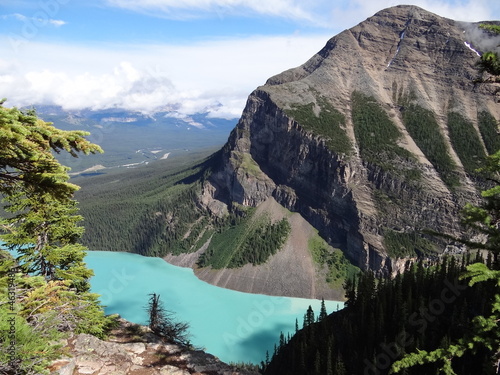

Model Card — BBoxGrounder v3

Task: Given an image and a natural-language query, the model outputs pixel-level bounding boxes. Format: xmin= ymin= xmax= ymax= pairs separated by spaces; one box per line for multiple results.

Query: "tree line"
xmin=264 ymin=253 xmax=498 ymax=375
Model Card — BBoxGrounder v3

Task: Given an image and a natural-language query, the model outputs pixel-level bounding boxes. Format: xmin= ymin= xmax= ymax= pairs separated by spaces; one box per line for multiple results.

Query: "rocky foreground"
xmin=49 ymin=319 xmax=260 ymax=375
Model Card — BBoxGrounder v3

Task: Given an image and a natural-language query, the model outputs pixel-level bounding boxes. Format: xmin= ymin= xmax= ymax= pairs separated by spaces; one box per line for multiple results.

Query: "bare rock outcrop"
xmin=50 ymin=319 xmax=259 ymax=375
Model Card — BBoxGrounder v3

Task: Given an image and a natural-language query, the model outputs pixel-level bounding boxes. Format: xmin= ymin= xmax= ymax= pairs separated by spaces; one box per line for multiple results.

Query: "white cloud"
xmin=0 ymin=34 xmax=329 ymax=118
xmin=48 ymin=19 xmax=66 ymax=27
xmin=105 ymin=0 xmax=320 ymax=23
xmin=12 ymin=13 xmax=28 ymax=21
xmin=1 ymin=12 xmax=67 ymax=27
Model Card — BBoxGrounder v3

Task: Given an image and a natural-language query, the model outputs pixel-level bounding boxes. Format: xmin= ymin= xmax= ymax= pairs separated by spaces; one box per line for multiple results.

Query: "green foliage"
xmin=391 ymin=276 xmax=500 ymax=374
xmin=230 ymin=151 xmax=265 ymax=177
xmin=478 ymin=51 xmax=500 ymax=77
xmin=2 ymin=194 xmax=93 ymax=291
xmin=146 ymin=293 xmax=192 ymax=348
xmin=0 ymin=103 xmax=102 ymax=290
xmin=228 ymin=217 xmax=290 ymax=267
xmin=400 ymin=102 xmax=460 ymax=188
xmin=477 ymin=111 xmax=500 ymax=156
xmin=391 ymin=150 xmax=500 ymax=374
xmin=198 ymin=209 xmax=291 ymax=269
xmin=479 ymin=24 xmax=500 ymax=34
xmin=447 ymin=112 xmax=487 ymax=175
xmin=0 ymin=305 xmax=64 ymax=375
xmin=460 ymin=150 xmax=500 ymax=252
xmin=76 ymin=155 xmax=216 ymax=256
xmin=351 ymin=91 xmax=421 ymax=180
xmin=0 ymin=270 xmax=115 ymax=374
xmin=265 ymin=256 xmax=498 ymax=375
xmin=308 ymin=234 xmax=360 ymax=288
xmin=477 ymin=24 xmax=500 ymax=77
xmin=0 ymin=103 xmax=114 ymax=374
xmin=0 ymin=104 xmax=102 ymax=199
xmin=383 ymin=230 xmax=439 ymax=258
xmin=463 ymin=262 xmax=500 ymax=287
xmin=285 ymin=96 xmax=352 ymax=155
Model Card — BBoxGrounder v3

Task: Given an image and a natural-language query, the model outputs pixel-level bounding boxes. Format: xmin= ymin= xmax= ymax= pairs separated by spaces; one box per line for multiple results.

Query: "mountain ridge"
xmin=78 ymin=5 xmax=500 ymax=298
xmin=197 ymin=5 xmax=499 ymax=273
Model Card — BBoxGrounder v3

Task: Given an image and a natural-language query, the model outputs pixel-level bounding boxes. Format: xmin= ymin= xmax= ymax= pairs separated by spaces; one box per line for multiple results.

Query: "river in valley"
xmin=85 ymin=251 xmax=344 ymax=364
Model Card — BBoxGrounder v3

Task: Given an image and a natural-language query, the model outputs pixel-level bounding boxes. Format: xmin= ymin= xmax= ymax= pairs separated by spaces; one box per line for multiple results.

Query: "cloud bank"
xmin=1 ymin=0 xmax=498 ymax=118
xmin=0 ymin=34 xmax=329 ymax=118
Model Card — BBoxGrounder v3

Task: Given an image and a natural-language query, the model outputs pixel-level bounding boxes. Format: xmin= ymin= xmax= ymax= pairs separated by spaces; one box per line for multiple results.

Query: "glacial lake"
xmin=85 ymin=251 xmax=344 ymax=364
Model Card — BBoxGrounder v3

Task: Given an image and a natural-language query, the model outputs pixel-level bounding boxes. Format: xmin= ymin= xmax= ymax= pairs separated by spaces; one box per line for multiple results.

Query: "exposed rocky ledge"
xmin=50 ymin=319 xmax=259 ymax=375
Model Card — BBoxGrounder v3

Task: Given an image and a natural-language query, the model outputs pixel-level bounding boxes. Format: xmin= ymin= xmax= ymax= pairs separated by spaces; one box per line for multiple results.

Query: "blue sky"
xmin=0 ymin=0 xmax=499 ymax=118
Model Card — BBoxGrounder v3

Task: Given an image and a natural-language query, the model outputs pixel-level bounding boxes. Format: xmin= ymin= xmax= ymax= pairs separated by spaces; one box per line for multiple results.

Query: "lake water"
xmin=85 ymin=251 xmax=344 ymax=364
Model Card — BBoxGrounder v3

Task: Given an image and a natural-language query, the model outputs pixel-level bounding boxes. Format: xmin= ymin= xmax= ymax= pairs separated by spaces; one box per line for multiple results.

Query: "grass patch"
xmin=285 ymin=96 xmax=352 ymax=155
xmin=309 ymin=233 xmax=360 ymax=288
xmin=230 ymin=152 xmax=264 ymax=177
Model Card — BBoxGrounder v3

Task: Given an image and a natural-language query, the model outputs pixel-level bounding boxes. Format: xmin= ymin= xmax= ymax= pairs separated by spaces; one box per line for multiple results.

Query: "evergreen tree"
xmin=319 ymin=298 xmax=328 ymax=322
xmin=0 ymin=103 xmax=109 ymax=374
xmin=304 ymin=305 xmax=315 ymax=326
xmin=0 ymin=103 xmax=102 ymax=289
xmin=146 ymin=293 xmax=192 ymax=347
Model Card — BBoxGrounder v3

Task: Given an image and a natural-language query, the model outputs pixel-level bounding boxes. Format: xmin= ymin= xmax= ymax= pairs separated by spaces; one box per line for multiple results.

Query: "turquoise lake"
xmin=85 ymin=251 xmax=344 ymax=364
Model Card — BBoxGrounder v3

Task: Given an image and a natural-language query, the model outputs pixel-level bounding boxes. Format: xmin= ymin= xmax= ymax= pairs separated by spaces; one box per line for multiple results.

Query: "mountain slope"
xmin=199 ymin=5 xmax=500 ymax=273
xmin=79 ymin=5 xmax=500 ymax=298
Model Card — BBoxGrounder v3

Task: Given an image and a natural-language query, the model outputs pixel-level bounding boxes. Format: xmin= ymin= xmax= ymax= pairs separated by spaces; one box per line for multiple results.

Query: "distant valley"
xmin=34 ymin=105 xmax=236 ymax=175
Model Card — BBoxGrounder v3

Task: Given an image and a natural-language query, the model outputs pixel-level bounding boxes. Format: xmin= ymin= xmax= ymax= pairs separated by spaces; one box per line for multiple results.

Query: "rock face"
xmin=50 ymin=319 xmax=259 ymax=375
xmin=198 ymin=5 xmax=500 ymax=273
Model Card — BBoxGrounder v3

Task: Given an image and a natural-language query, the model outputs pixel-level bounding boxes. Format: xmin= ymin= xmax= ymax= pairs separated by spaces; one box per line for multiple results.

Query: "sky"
xmin=0 ymin=0 xmax=499 ymax=119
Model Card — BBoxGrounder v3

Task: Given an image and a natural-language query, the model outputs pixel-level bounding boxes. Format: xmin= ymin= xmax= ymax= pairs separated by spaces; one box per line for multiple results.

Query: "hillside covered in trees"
xmin=263 ymin=254 xmax=499 ymax=374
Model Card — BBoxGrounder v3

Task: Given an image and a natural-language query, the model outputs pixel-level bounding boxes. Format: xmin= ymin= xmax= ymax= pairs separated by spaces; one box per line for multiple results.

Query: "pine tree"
xmin=0 ymin=103 xmax=102 ymax=289
xmin=319 ymin=298 xmax=328 ymax=322
xmin=305 ymin=305 xmax=315 ymax=326
xmin=0 ymin=103 xmax=107 ymax=374
xmin=146 ymin=293 xmax=192 ymax=347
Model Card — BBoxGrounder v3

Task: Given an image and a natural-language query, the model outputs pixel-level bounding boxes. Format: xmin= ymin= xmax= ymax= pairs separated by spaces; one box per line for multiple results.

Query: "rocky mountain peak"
xmin=200 ymin=5 xmax=500 ymax=276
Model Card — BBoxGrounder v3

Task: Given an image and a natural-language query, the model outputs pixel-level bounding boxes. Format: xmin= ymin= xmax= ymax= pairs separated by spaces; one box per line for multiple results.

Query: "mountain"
xmin=77 ymin=5 xmax=500 ymax=299
xmin=196 ymin=5 xmax=499 ymax=269
xmin=33 ymin=105 xmax=236 ymax=174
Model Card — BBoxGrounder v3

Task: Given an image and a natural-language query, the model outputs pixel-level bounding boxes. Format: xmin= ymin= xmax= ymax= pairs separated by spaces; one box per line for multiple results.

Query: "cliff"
xmin=195 ymin=5 xmax=499 ymax=274
xmin=50 ymin=319 xmax=259 ymax=375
